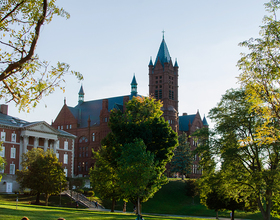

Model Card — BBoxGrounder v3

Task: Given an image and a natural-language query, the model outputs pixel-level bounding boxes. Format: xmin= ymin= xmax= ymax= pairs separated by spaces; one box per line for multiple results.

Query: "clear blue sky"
xmin=7 ymin=0 xmax=268 ymax=128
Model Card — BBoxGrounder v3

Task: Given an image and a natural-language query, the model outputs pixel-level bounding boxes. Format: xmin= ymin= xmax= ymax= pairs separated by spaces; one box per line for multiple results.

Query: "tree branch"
xmin=0 ymin=0 xmax=25 ymax=23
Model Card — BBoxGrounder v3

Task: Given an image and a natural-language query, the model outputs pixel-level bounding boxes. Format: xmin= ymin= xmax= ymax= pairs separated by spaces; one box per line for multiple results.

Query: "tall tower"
xmin=131 ymin=74 xmax=138 ymax=97
xmin=149 ymin=35 xmax=179 ymax=132
xmin=78 ymin=85 xmax=84 ymax=104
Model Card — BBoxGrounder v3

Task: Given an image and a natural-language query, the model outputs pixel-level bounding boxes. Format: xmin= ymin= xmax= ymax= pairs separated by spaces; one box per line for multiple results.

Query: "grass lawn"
xmin=0 ymin=201 xmax=209 ymax=220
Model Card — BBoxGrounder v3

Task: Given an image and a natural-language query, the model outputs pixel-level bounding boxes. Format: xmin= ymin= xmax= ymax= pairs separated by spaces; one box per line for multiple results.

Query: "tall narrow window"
xmin=0 ymin=146 xmax=5 ymax=157
xmin=1 ymin=131 xmax=5 ymax=141
xmin=10 ymin=164 xmax=15 ymax=174
xmin=64 ymin=141 xmax=68 ymax=150
xmin=159 ymin=90 xmax=162 ymax=99
xmin=11 ymin=133 xmax=16 ymax=142
xmin=64 ymin=154 xmax=68 ymax=164
xmin=11 ymin=147 xmax=16 ymax=159
xmin=155 ymin=90 xmax=158 ymax=99
xmin=64 ymin=168 xmax=68 ymax=177
xmin=92 ymin=133 xmax=95 ymax=142
xmin=0 ymin=163 xmax=4 ymax=173
xmin=56 ymin=153 xmax=59 ymax=159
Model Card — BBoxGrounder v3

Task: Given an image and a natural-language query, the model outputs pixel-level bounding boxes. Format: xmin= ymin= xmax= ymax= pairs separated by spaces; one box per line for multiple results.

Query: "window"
xmin=10 ymin=164 xmax=15 ymax=174
xmin=159 ymin=90 xmax=162 ymax=99
xmin=66 ymin=125 xmax=68 ymax=129
xmin=1 ymin=131 xmax=5 ymax=141
xmin=58 ymin=126 xmax=60 ymax=130
xmin=64 ymin=168 xmax=68 ymax=177
xmin=155 ymin=90 xmax=158 ymax=99
xmin=64 ymin=141 xmax=68 ymax=150
xmin=63 ymin=154 xmax=68 ymax=164
xmin=86 ymin=152 xmax=88 ymax=157
xmin=169 ymin=90 xmax=172 ymax=99
xmin=57 ymin=140 xmax=60 ymax=148
xmin=70 ymin=125 xmax=72 ymax=129
xmin=56 ymin=153 xmax=59 ymax=159
xmin=61 ymin=125 xmax=63 ymax=130
xmin=92 ymin=133 xmax=95 ymax=142
xmin=11 ymin=133 xmax=16 ymax=142
xmin=11 ymin=147 xmax=16 ymax=159
xmin=0 ymin=146 xmax=5 ymax=157
xmin=0 ymin=163 xmax=4 ymax=173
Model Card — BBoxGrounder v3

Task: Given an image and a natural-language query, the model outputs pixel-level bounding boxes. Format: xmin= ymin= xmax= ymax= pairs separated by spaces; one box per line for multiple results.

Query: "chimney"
xmin=182 ymin=112 xmax=187 ymax=116
xmin=0 ymin=105 xmax=8 ymax=115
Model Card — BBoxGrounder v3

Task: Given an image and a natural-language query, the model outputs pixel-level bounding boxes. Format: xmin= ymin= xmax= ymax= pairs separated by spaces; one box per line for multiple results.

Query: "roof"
xmin=79 ymin=85 xmax=84 ymax=95
xmin=154 ymin=38 xmax=171 ymax=66
xmin=131 ymin=74 xmax=137 ymax=85
xmin=202 ymin=116 xmax=209 ymax=126
xmin=69 ymin=94 xmax=142 ymax=128
xmin=178 ymin=114 xmax=196 ymax=132
xmin=0 ymin=112 xmax=75 ymax=138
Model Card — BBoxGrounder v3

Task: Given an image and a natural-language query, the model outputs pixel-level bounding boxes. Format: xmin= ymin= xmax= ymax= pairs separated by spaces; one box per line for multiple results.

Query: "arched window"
xmin=92 ymin=133 xmax=95 ymax=142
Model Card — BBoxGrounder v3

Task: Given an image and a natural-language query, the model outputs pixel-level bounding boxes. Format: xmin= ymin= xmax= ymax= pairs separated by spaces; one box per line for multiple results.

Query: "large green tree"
xmin=89 ymin=134 xmax=122 ymax=212
xmin=117 ymin=138 xmax=157 ymax=216
xmin=197 ymin=88 xmax=278 ymax=220
xmin=0 ymin=0 xmax=82 ymax=111
xmin=170 ymin=132 xmax=193 ymax=179
xmin=16 ymin=148 xmax=67 ymax=205
xmin=91 ymin=96 xmax=178 ymax=212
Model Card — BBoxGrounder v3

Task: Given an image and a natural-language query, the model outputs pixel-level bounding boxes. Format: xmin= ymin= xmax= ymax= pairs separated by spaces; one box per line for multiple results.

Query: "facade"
xmin=52 ymin=36 xmax=208 ymax=178
xmin=0 ymin=105 xmax=76 ymax=193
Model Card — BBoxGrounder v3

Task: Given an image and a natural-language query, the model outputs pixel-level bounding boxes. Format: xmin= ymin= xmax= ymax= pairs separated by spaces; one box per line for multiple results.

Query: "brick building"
xmin=52 ymin=36 xmax=208 ymax=178
xmin=0 ymin=105 xmax=76 ymax=193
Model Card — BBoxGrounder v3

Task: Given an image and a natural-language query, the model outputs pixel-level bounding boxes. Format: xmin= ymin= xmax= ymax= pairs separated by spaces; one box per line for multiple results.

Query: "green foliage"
xmin=0 ymin=0 xmax=83 ymax=112
xmin=198 ymin=88 xmax=276 ymax=220
xmin=170 ymin=133 xmax=193 ymax=178
xmin=67 ymin=177 xmax=85 ymax=190
xmin=0 ymin=145 xmax=5 ymax=181
xmin=16 ymin=148 xmax=67 ymax=206
xmin=185 ymin=179 xmax=199 ymax=198
xmin=90 ymin=96 xmax=178 ymax=212
xmin=117 ymin=139 xmax=157 ymax=202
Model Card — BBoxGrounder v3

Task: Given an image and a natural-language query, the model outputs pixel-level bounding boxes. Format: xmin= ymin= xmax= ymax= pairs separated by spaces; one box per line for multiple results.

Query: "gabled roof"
xmin=154 ymin=38 xmax=171 ymax=66
xmin=69 ymin=94 xmax=142 ymax=128
xmin=178 ymin=114 xmax=196 ymax=132
xmin=202 ymin=116 xmax=209 ymax=126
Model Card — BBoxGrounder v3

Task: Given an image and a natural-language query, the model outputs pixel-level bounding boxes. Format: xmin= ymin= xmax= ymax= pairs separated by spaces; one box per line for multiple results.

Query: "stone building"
xmin=52 ymin=36 xmax=208 ymax=178
xmin=0 ymin=105 xmax=75 ymax=193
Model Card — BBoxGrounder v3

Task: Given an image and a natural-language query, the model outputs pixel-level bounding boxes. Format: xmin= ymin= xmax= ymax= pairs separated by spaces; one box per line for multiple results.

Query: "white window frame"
xmin=63 ymin=154 xmax=68 ymax=164
xmin=1 ymin=131 xmax=6 ymax=142
xmin=11 ymin=133 xmax=16 ymax=142
xmin=10 ymin=147 xmax=16 ymax=159
xmin=64 ymin=168 xmax=68 ymax=177
xmin=0 ymin=163 xmax=4 ymax=173
xmin=64 ymin=141 xmax=68 ymax=150
xmin=10 ymin=164 xmax=15 ymax=174
xmin=0 ymin=146 xmax=5 ymax=157
xmin=56 ymin=153 xmax=59 ymax=159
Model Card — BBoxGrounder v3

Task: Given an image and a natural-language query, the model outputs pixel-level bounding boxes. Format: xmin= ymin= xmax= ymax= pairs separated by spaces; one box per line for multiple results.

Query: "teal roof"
xmin=69 ymin=94 xmax=142 ymax=128
xmin=79 ymin=85 xmax=84 ymax=95
xmin=154 ymin=38 xmax=171 ymax=66
xmin=202 ymin=116 xmax=209 ymax=126
xmin=131 ymin=74 xmax=137 ymax=85
xmin=178 ymin=114 xmax=196 ymax=132
xmin=174 ymin=58 xmax=178 ymax=67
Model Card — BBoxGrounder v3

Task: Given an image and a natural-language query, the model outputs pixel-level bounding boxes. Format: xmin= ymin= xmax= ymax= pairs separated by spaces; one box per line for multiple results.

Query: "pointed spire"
xmin=154 ymin=35 xmax=171 ymax=67
xmin=131 ymin=74 xmax=138 ymax=96
xmin=174 ymin=58 xmax=178 ymax=67
xmin=149 ymin=56 xmax=153 ymax=66
xmin=78 ymin=85 xmax=84 ymax=104
xmin=203 ymin=115 xmax=209 ymax=126
xmin=64 ymin=97 xmax=66 ymax=105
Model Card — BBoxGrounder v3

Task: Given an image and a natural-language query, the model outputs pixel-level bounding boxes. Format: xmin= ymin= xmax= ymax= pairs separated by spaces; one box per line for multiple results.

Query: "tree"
xmin=198 ymin=88 xmax=277 ymax=220
xmin=0 ymin=0 xmax=83 ymax=111
xmin=91 ymin=96 xmax=178 ymax=213
xmin=16 ymin=148 xmax=67 ymax=205
xmin=89 ymin=139 xmax=122 ymax=212
xmin=185 ymin=179 xmax=199 ymax=204
xmin=117 ymin=139 xmax=157 ymax=217
xmin=170 ymin=132 xmax=193 ymax=179
xmin=0 ymin=145 xmax=5 ymax=181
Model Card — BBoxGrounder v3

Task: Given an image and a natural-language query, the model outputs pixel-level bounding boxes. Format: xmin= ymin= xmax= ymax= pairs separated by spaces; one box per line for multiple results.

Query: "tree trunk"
xmin=123 ymin=201 xmax=126 ymax=212
xmin=45 ymin=193 xmax=49 ymax=206
xmin=137 ymin=197 xmax=141 ymax=215
xmin=257 ymin=196 xmax=271 ymax=220
xmin=216 ymin=210 xmax=219 ymax=219
xmin=111 ymin=197 xmax=115 ymax=212
xmin=35 ymin=192 xmax=40 ymax=204
xmin=231 ymin=210 xmax=234 ymax=220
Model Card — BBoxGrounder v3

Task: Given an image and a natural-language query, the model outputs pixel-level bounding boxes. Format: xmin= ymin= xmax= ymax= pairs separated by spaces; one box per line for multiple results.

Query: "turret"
xmin=131 ymin=74 xmax=138 ymax=97
xmin=78 ymin=85 xmax=84 ymax=104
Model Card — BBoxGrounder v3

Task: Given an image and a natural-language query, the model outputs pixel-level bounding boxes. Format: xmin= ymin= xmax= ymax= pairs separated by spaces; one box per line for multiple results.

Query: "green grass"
xmin=0 ymin=179 xmax=274 ymax=219
xmin=0 ymin=201 xmax=208 ymax=220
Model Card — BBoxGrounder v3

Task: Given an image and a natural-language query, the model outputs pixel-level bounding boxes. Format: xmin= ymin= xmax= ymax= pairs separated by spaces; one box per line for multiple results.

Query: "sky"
xmin=6 ymin=0 xmax=269 ymax=128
